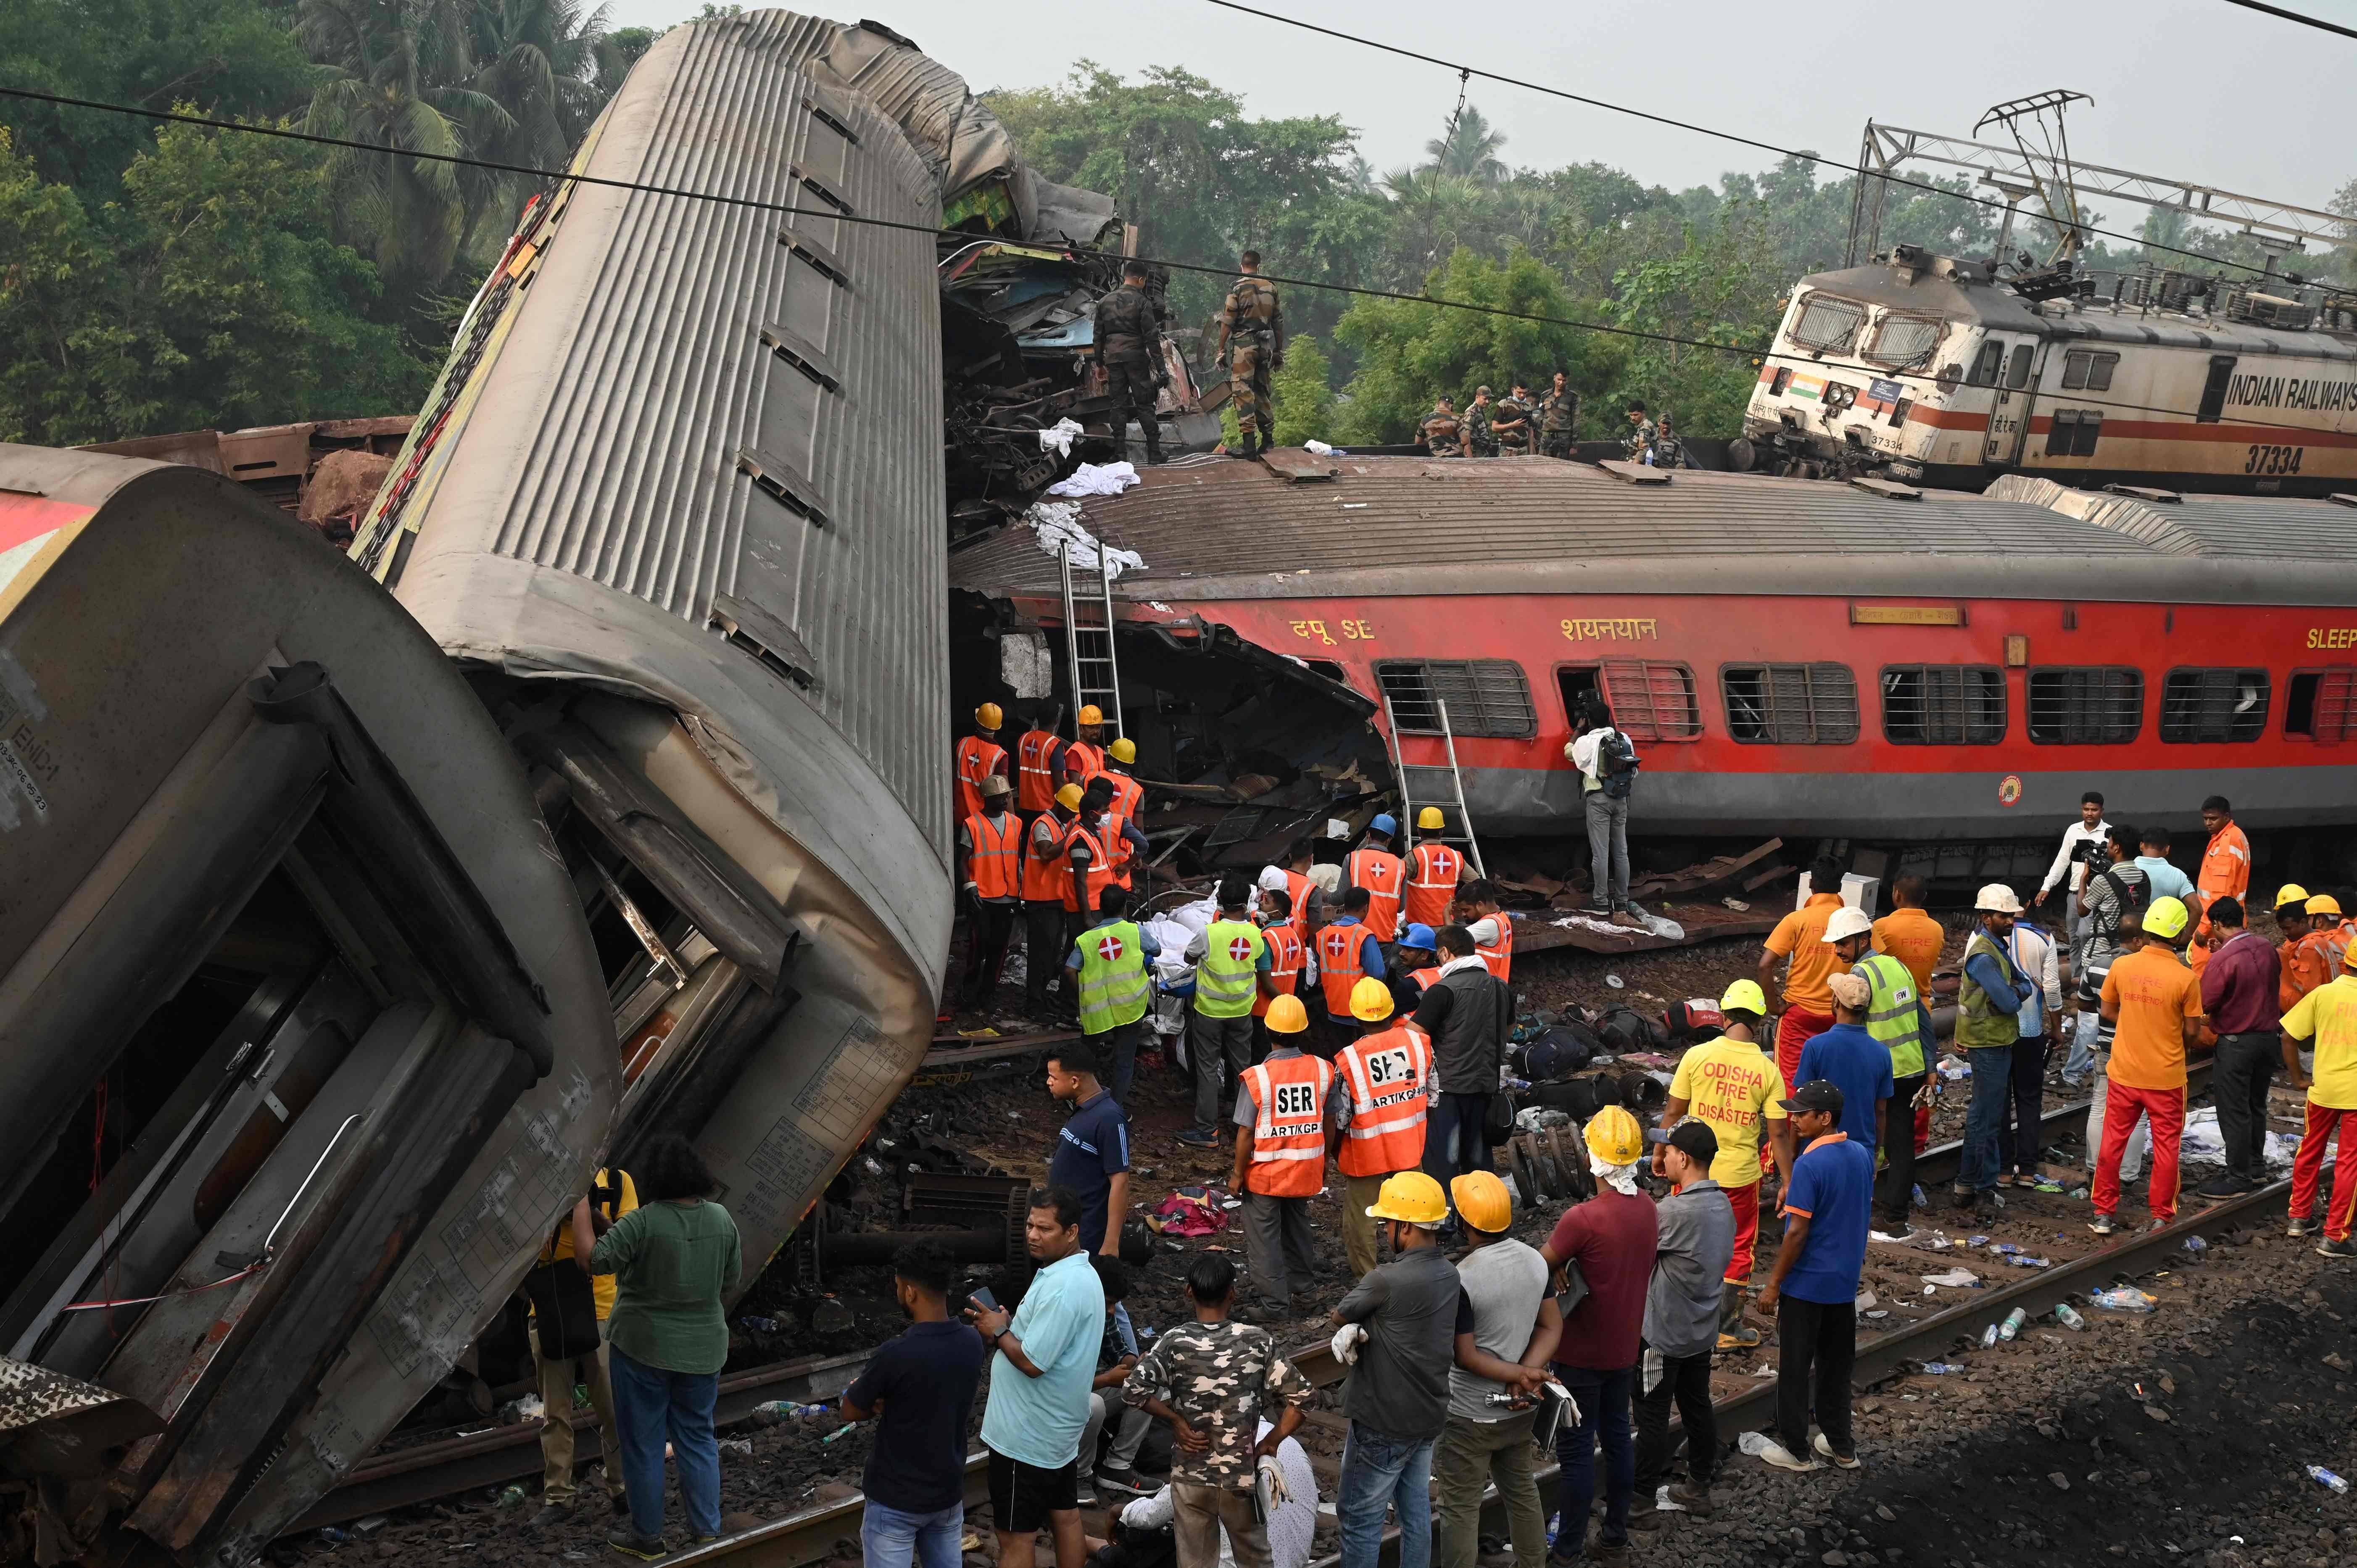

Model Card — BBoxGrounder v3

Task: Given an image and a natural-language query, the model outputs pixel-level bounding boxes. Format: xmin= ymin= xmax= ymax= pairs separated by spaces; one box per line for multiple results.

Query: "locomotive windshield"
xmin=1864 ymin=314 xmax=1944 ymax=367
xmin=1790 ymin=293 xmax=1865 ymax=351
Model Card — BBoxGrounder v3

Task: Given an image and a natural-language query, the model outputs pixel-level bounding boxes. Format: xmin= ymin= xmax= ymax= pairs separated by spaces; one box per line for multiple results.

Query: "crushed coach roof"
xmin=1988 ymin=475 xmax=2357 ymax=560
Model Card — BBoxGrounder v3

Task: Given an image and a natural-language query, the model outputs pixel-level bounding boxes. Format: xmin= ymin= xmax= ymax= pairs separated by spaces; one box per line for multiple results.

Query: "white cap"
xmin=1259 ymin=865 xmax=1290 ymax=893
xmin=1975 ymin=882 xmax=2024 ymax=914
xmin=1821 ymin=906 xmax=1875 ymax=943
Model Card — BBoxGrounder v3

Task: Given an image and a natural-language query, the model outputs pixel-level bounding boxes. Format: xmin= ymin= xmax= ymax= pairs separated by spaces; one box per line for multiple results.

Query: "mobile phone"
xmin=969 ymin=1287 xmax=999 ymax=1314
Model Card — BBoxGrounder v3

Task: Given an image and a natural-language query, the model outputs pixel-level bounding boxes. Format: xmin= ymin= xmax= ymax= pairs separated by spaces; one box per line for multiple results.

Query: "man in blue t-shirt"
xmin=1794 ymin=972 xmax=1893 ymax=1153
xmin=841 ymin=1240 xmax=988 ymax=1568
xmin=1751 ymin=1081 xmax=1874 ymax=1474
xmin=1047 ymin=1045 xmax=1129 ymax=1257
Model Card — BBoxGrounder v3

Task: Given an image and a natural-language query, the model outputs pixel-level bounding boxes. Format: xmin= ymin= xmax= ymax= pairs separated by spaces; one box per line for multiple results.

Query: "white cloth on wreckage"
xmin=1027 ymin=499 xmax=1147 ymax=580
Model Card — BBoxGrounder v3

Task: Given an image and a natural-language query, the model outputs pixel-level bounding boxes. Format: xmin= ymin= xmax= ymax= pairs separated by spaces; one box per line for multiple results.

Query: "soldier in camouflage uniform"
xmin=1491 ymin=382 xmax=1534 ymax=456
xmin=1653 ymin=411 xmax=1688 ymax=470
xmin=1217 ymin=250 xmax=1286 ymax=459
xmin=1091 ymin=260 xmax=1165 ymax=466
xmin=1123 ymin=1253 xmax=1311 ymax=1568
xmin=1538 ymin=371 xmax=1579 ymax=459
xmin=1464 ymin=386 xmax=1499 ymax=458
xmin=1419 ymin=396 xmax=1465 ymax=457
xmin=1621 ymin=399 xmax=1658 ymax=464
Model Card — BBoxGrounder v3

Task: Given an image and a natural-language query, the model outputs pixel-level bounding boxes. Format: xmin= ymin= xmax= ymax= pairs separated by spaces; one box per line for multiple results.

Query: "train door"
xmin=1982 ymin=335 xmax=2044 ymax=465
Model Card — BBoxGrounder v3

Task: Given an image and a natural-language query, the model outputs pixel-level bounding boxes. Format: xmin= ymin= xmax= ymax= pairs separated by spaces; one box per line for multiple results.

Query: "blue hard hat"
xmin=1371 ymin=814 xmax=1398 ymax=836
xmin=1403 ymin=923 xmax=1437 ymax=950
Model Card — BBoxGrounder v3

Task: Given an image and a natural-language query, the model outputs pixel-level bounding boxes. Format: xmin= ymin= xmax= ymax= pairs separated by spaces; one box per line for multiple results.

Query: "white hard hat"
xmin=1821 ymin=906 xmax=1875 ymax=943
xmin=1975 ymin=882 xmax=2024 ymax=914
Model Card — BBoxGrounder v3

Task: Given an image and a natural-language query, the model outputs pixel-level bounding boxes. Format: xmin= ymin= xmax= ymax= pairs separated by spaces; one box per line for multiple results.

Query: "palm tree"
xmin=1424 ymin=104 xmax=1507 ymax=185
xmin=460 ymin=0 xmax=611 ymax=252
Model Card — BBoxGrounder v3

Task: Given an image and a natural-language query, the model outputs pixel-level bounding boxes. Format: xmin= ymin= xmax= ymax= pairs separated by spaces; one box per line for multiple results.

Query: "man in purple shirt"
xmin=2197 ymin=896 xmax=2281 ymax=1197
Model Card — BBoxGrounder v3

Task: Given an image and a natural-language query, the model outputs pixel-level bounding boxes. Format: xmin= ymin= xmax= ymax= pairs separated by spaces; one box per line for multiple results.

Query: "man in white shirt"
xmin=2034 ymin=792 xmax=2109 ymax=971
xmin=1564 ymin=699 xmax=1641 ymax=929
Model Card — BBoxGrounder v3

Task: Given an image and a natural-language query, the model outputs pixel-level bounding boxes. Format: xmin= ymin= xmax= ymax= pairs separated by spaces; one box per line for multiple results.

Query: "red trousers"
xmin=1724 ymin=1179 xmax=1760 ymax=1284
xmin=1775 ymin=1007 xmax=1833 ymax=1094
xmin=2291 ymin=1101 xmax=2357 ymax=1242
xmin=2093 ymin=1081 xmax=2183 ymax=1223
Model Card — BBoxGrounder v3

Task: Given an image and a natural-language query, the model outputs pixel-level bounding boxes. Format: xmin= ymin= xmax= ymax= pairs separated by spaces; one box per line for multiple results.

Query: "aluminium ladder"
xmin=1380 ymin=691 xmax=1486 ymax=879
xmin=1059 ymin=540 xmax=1125 ymax=738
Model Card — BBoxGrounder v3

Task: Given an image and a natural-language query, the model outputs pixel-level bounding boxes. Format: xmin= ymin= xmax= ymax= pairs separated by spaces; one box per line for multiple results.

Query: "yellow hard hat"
xmin=975 ymin=701 xmax=1004 ymax=730
xmin=1076 ymin=704 xmax=1105 ymax=727
xmin=1365 ymin=1170 xmax=1448 ymax=1226
xmin=1055 ymin=783 xmax=1084 ymax=812
xmin=2142 ymin=894 xmax=2191 ymax=941
xmin=1109 ymin=736 xmax=1137 ymax=764
xmin=2276 ymin=883 xmax=2311 ymax=909
xmin=1417 ymin=806 xmax=1445 ymax=830
xmin=1349 ymin=975 xmax=1395 ymax=1022
xmin=1450 ymin=1171 xmax=1513 ymax=1233
xmin=1584 ymin=1104 xmax=1645 ymax=1165
xmin=1719 ymin=978 xmax=1768 ymax=1016
xmin=2307 ymin=893 xmax=2343 ymax=917
xmin=1265 ymin=993 xmax=1310 ymax=1033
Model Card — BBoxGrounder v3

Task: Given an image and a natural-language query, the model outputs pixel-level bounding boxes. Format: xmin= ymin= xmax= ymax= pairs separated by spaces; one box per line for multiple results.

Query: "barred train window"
xmin=1790 ymin=295 xmax=1865 ymax=353
xmin=1599 ymin=660 xmax=1702 ymax=742
xmin=1721 ymin=663 xmax=1859 ymax=745
xmin=2027 ymin=667 xmax=2143 ymax=744
xmin=2159 ymin=668 xmax=2269 ymax=743
xmin=1881 ymin=665 xmax=2006 ymax=745
xmin=2286 ymin=669 xmax=2357 ymax=742
xmin=1375 ymin=660 xmax=1537 ymax=739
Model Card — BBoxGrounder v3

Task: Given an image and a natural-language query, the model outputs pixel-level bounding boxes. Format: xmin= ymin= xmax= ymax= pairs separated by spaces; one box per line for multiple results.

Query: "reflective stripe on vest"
xmin=1021 ymin=814 xmax=1072 ymax=902
xmin=1256 ymin=922 xmax=1304 ymax=1017
xmin=1245 ymin=1053 xmax=1334 ymax=1197
xmin=1349 ymin=850 xmax=1405 ymax=941
xmin=1851 ymin=951 xmax=1927 ymax=1080
xmin=1954 ymin=930 xmax=2022 ymax=1049
xmin=1336 ymin=1026 xmax=1431 ymax=1176
xmin=1403 ymin=843 xmax=1461 ymax=928
xmin=1077 ymin=920 xmax=1151 ymax=1034
xmin=1095 ymin=808 xmax=1133 ymax=888
xmin=1411 ymin=966 xmax=1441 ymax=992
xmin=1062 ymin=824 xmax=1114 ymax=912
xmin=965 ymin=811 xmax=1022 ymax=900
xmin=1196 ymin=919 xmax=1266 ymax=1017
xmin=1476 ymin=917 xmax=1513 ymax=981
xmin=1066 ymin=740 xmax=1105 ymax=785
xmin=1284 ymin=869 xmax=1315 ymax=946
xmin=1017 ymin=730 xmax=1059 ymax=812
xmin=955 ymin=735 xmax=1006 ymax=823
xmin=1319 ymin=923 xmax=1368 ymax=1018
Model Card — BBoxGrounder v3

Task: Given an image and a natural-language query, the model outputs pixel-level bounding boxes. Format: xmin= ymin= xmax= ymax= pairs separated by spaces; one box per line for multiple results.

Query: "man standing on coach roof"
xmin=971 ymin=1187 xmax=1104 ymax=1568
xmin=1759 ymin=855 xmax=1853 ymax=1095
xmin=1330 ymin=1172 xmax=1458 ymax=1568
xmin=1217 ymin=250 xmax=1285 ymax=461
xmin=2198 ymin=896 xmax=2281 ymax=1198
xmin=1091 ymin=259 xmax=1165 ymax=468
xmin=1751 ymin=1081 xmax=1874 ymax=1474
xmin=1538 ymin=370 xmax=1579 ymax=459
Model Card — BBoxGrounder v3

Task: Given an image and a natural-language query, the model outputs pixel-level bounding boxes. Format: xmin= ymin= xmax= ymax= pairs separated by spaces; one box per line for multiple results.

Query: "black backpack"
xmin=1593 ymin=1005 xmax=1666 ymax=1057
xmin=1597 ymin=729 xmax=1640 ymax=799
xmin=2097 ymin=865 xmax=2149 ymax=937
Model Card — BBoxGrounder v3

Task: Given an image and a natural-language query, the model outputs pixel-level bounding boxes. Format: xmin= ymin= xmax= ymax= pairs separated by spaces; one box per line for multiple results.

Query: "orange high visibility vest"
xmin=1061 ymin=823 xmax=1115 ymax=913
xmin=1020 ymin=813 xmax=1071 ymax=903
xmin=1106 ymin=770 xmax=1145 ymax=823
xmin=1282 ymin=868 xmax=1316 ymax=945
xmin=1318 ymin=922 xmax=1369 ymax=1018
xmin=955 ymin=735 xmax=1007 ymax=824
xmin=1017 ymin=730 xmax=1060 ymax=812
xmin=1348 ymin=849 xmax=1405 ymax=941
xmin=1476 ymin=915 xmax=1513 ymax=981
xmin=1410 ymin=965 xmax=1441 ymax=993
xmin=1334 ymin=1025 xmax=1432 ymax=1177
xmin=964 ymin=811 xmax=1023 ymax=901
xmin=1403 ymin=842 xmax=1462 ymax=929
xmin=1244 ymin=1052 xmax=1333 ymax=1196
xmin=1065 ymin=740 xmax=1105 ymax=787
xmin=1256 ymin=921 xmax=1304 ymax=1017
xmin=1096 ymin=808 xmax=1133 ymax=889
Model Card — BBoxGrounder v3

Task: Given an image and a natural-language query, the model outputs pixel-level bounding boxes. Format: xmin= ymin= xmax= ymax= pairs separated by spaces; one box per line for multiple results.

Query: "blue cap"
xmin=1403 ymin=923 xmax=1437 ymax=950
xmin=1371 ymin=814 xmax=1398 ymax=836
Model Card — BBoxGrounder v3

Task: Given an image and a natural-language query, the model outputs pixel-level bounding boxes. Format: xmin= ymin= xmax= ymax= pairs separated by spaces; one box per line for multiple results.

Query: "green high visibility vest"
xmin=1852 ymin=951 xmax=1928 ymax=1079
xmin=1193 ymin=918 xmax=1266 ymax=1018
xmin=1077 ymin=920 xmax=1151 ymax=1034
xmin=1954 ymin=930 xmax=2023 ymax=1051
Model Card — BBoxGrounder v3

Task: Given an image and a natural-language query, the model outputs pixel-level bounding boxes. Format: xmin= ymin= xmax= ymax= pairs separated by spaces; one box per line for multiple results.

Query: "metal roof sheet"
xmin=1990 ymin=475 xmax=2357 ymax=559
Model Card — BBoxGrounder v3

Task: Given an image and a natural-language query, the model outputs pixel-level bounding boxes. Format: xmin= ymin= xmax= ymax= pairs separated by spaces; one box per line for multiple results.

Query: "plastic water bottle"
xmin=1980 ymin=1323 xmax=2000 ymax=1348
xmin=1912 ymin=1184 xmax=1928 ymax=1210
xmin=1998 ymin=1307 xmax=2027 ymax=1342
xmin=2053 ymin=1302 xmax=2086 ymax=1331
xmin=2088 ymin=1287 xmax=2157 ymax=1313
xmin=1920 ymin=1362 xmax=1963 ymax=1375
xmin=739 ymin=1315 xmax=781 ymax=1333
xmin=2182 ymin=1235 xmax=2207 ymax=1255
xmin=2309 ymin=1466 xmax=2349 ymax=1494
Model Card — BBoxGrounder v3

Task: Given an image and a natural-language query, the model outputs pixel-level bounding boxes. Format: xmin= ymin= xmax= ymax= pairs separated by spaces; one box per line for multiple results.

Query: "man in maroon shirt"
xmin=1538 ymin=1107 xmax=1658 ymax=1567
xmin=2197 ymin=896 xmax=2280 ymax=1198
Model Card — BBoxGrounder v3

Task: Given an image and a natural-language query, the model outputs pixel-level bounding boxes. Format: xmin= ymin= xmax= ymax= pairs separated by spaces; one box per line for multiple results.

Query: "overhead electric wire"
xmin=1196 ymin=0 xmax=2347 ymax=282
xmin=0 ymin=81 xmax=2339 ymax=439
xmin=2219 ymin=0 xmax=2357 ymax=40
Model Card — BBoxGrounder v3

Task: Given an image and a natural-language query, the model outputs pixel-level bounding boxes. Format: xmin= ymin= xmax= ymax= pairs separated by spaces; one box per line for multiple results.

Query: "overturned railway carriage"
xmin=949 ymin=457 xmax=2357 ymax=875
xmin=1743 ymin=248 xmax=2357 ymax=495
xmin=0 ymin=446 xmax=612 ymax=1562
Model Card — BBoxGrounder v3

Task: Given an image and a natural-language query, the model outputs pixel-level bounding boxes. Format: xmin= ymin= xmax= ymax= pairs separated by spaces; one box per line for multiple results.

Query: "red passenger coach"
xmin=949 ymin=455 xmax=2357 ymax=871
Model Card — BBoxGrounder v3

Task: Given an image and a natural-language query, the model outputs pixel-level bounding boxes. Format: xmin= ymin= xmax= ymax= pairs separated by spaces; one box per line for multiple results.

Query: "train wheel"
xmin=1727 ymin=436 xmax=1756 ymax=473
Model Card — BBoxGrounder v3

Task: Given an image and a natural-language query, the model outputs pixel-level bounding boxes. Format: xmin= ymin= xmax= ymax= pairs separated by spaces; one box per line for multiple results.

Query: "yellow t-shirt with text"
xmin=2283 ymin=974 xmax=2357 ymax=1111
xmin=1669 ymin=1036 xmax=1789 ymax=1189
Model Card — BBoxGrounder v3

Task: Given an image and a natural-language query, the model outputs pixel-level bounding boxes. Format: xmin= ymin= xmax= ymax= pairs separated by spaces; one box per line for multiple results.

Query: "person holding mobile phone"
xmin=840 ymin=1242 xmax=987 ymax=1568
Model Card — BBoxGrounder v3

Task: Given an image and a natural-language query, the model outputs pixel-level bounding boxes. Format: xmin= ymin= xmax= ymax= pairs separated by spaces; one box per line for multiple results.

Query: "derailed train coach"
xmin=0 ymin=446 xmax=612 ymax=1562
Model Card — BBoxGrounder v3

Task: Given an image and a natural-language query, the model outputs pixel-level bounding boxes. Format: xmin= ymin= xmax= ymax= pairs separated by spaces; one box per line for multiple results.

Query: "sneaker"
xmin=1175 ymin=1126 xmax=1220 ymax=1148
xmin=2142 ymin=1216 xmax=2173 ymax=1233
xmin=2196 ymin=1174 xmax=2253 ymax=1199
xmin=1812 ymin=1433 xmax=1861 ymax=1470
xmin=1718 ymin=1323 xmax=1761 ymax=1351
xmin=1875 ymin=1221 xmax=1917 ymax=1242
xmin=1993 ymin=1173 xmax=2015 ymax=1189
xmin=1095 ymin=1465 xmax=1142 ymax=1493
xmin=1667 ymin=1481 xmax=1715 ymax=1517
xmin=2289 ymin=1214 xmax=2316 ymax=1238
xmin=605 ymin=1527 xmax=667 ymax=1561
xmin=2087 ymin=1213 xmax=2117 ymax=1236
xmin=1075 ymin=1478 xmax=1099 ymax=1506
xmin=530 ymin=1504 xmax=574 ymax=1529
xmin=2318 ymin=1236 xmax=2357 ymax=1259
xmin=1754 ymin=1436 xmax=1820 ymax=1473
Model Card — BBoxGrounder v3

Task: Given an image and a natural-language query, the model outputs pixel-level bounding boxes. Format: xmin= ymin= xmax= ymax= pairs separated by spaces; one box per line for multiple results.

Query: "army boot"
xmin=1717 ymin=1282 xmax=1760 ymax=1350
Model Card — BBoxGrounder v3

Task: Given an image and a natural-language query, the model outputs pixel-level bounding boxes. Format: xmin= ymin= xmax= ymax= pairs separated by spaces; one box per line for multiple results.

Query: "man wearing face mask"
xmin=839 ymin=1241 xmax=989 ymax=1568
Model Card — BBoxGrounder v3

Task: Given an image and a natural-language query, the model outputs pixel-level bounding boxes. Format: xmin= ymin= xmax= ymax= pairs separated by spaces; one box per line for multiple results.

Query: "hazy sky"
xmin=604 ymin=0 xmax=2357 ymax=224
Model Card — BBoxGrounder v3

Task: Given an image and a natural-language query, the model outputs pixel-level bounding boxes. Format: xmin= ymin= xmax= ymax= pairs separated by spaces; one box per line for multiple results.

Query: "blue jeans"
xmin=1420 ymin=1092 xmax=1495 ymax=1191
xmin=862 ymin=1500 xmax=965 ymax=1568
xmin=608 ymin=1346 xmax=721 ymax=1539
xmin=1959 ymin=1044 xmax=2015 ymax=1192
xmin=1553 ymin=1362 xmax=1634 ymax=1553
xmin=2064 ymin=1002 xmax=2099 ymax=1084
xmin=1339 ymin=1420 xmax=1435 ymax=1568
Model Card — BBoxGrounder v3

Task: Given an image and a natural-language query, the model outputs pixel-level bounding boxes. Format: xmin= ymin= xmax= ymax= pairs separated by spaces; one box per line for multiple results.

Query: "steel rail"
xmin=1911 ymin=1055 xmax=2215 ymax=1189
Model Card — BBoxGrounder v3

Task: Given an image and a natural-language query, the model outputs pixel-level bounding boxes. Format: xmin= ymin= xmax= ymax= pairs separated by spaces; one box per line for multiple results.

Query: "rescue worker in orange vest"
xmin=955 ymin=702 xmax=1011 ymax=825
xmin=1065 ymin=704 xmax=1110 ymax=789
xmin=1088 ymin=750 xmax=1150 ymax=895
xmin=2192 ymin=794 xmax=2252 ymax=951
xmin=1021 ymin=783 xmax=1083 ymax=1018
xmin=2279 ymin=888 xmax=2348 ymax=1012
xmin=1253 ymin=886 xmax=1307 ymax=1063
xmin=1100 ymin=737 xmax=1148 ymax=885
xmin=957 ymin=774 xmax=1023 ymax=1013
xmin=1229 ymin=993 xmax=1334 ymax=1317
xmin=1316 ymin=886 xmax=1389 ymax=1061
xmin=1457 ymin=878 xmax=1515 ymax=984
xmin=1347 ymin=814 xmax=1408 ymax=943
xmin=1266 ymin=838 xmax=1324 ymax=948
xmin=1014 ymin=701 xmax=1067 ymax=823
xmin=1063 ymin=779 xmax=1118 ymax=928
xmin=1329 ymin=976 xmax=1434 ymax=1278
xmin=1390 ymin=923 xmax=1440 ymax=1016
xmin=1403 ymin=807 xmax=1463 ymax=931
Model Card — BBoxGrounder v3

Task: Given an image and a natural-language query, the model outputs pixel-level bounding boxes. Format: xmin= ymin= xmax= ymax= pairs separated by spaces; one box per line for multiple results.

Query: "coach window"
xmin=1561 ymin=659 xmax=1703 ymax=742
xmin=1721 ymin=663 xmax=1859 ymax=745
xmin=2045 ymin=410 xmax=2103 ymax=458
xmin=2159 ymin=667 xmax=2270 ymax=743
xmin=2026 ymin=667 xmax=2143 ymax=744
xmin=2061 ymin=350 xmax=2118 ymax=390
xmin=2285 ymin=668 xmax=2357 ymax=742
xmin=1790 ymin=294 xmax=1865 ymax=354
xmin=1376 ymin=659 xmax=1537 ymax=739
xmin=1880 ymin=664 xmax=2006 ymax=744
xmin=1969 ymin=340 xmax=2004 ymax=387
xmin=2005 ymin=345 xmax=2035 ymax=389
